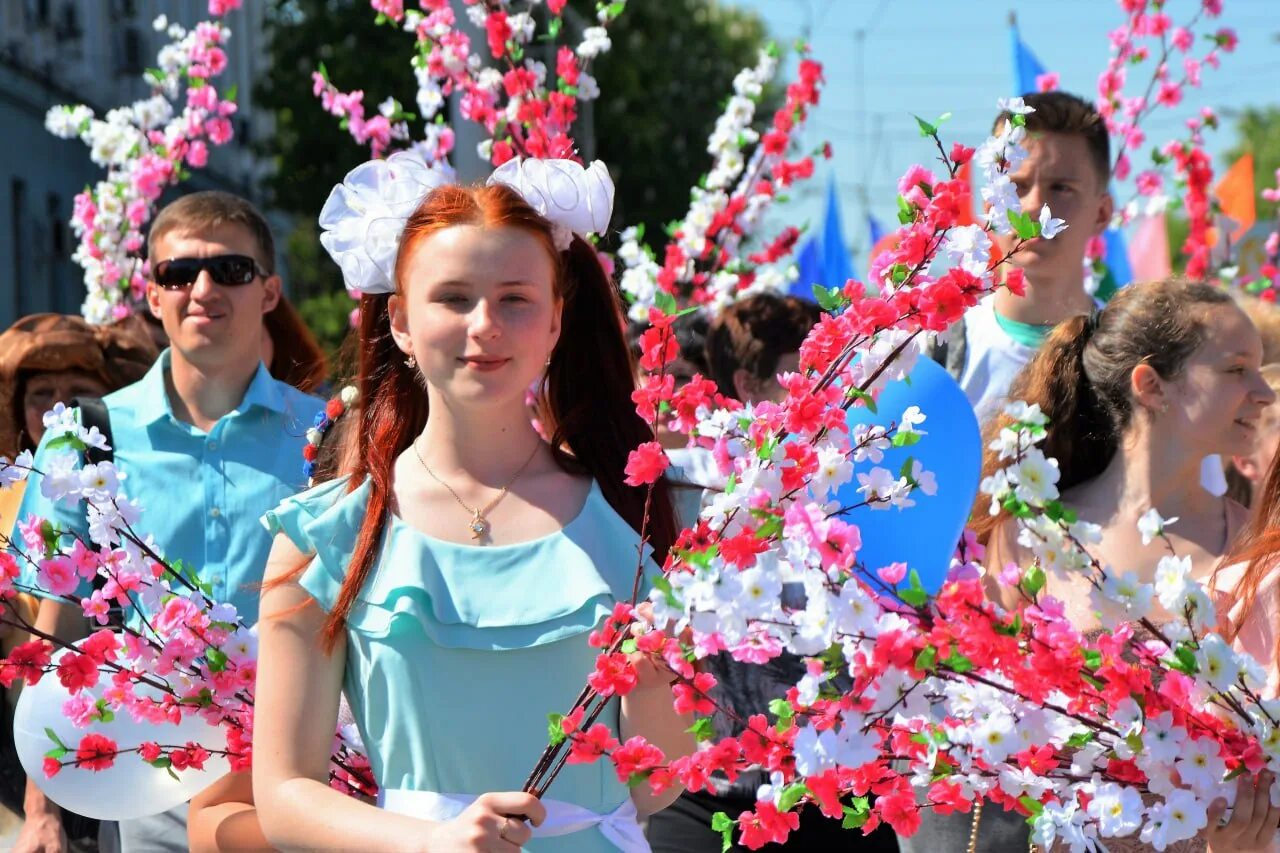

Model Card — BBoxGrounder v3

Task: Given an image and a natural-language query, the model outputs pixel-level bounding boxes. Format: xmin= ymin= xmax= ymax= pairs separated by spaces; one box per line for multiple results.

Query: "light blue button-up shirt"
xmin=13 ymin=350 xmax=323 ymax=625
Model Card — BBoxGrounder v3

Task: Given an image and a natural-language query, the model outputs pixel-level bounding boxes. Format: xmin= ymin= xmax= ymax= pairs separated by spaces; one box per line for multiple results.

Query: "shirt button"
xmin=210 ymin=507 xmax=222 ymax=519
xmin=208 ymin=441 xmax=219 ymax=452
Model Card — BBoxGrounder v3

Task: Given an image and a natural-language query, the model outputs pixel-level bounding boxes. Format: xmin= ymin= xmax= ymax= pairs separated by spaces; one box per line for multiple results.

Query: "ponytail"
xmin=970 ymin=279 xmax=1232 ymax=546
xmin=971 ymin=314 xmax=1111 ymax=544
xmin=540 ymin=236 xmax=678 ymax=566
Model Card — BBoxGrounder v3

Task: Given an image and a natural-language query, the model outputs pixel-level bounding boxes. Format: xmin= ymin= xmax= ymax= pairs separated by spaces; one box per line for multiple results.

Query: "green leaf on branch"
xmin=914 ymin=645 xmax=938 ymax=673
xmin=899 ymin=569 xmax=928 ymax=607
xmin=547 ymin=713 xmax=567 ymax=746
xmin=205 ymin=648 xmax=228 ymax=673
xmin=653 ymin=290 xmax=678 ymax=316
xmin=842 ymin=797 xmax=870 ymax=829
xmin=148 ymin=756 xmax=172 ymax=769
xmin=1007 ymin=209 xmax=1040 ymax=240
xmin=778 ymin=782 xmax=808 ymax=812
xmin=650 ymin=574 xmax=678 ymax=608
xmin=1021 ymin=565 xmax=1046 ymax=597
xmin=93 ymin=699 xmax=115 ymax=723
xmin=943 ymin=647 xmax=974 ymax=674
xmin=44 ymin=747 xmax=67 ymax=761
xmin=768 ymin=697 xmax=795 ymax=732
xmin=46 ymin=433 xmax=86 ymax=453
xmin=847 ymin=387 xmax=877 ymax=414
xmin=711 ymin=811 xmax=736 ymax=853
xmin=686 ymin=717 xmax=715 ymax=742
xmin=626 ymin=771 xmax=651 ymax=788
xmin=1082 ymin=649 xmax=1101 ymax=670
xmin=914 ymin=115 xmax=937 ymax=138
xmin=1169 ymin=643 xmax=1199 ymax=675
xmin=1065 ymin=731 xmax=1095 ymax=749
xmin=1019 ymin=795 xmax=1044 ymax=818
xmin=813 ymin=284 xmax=846 ymax=312
xmin=891 ymin=430 xmax=921 ymax=449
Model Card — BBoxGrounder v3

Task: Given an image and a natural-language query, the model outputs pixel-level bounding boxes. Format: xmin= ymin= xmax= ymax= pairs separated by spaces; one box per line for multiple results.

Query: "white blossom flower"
xmin=1138 ymin=507 xmax=1179 ymax=546
xmin=1037 ymin=204 xmax=1067 ymax=239
xmin=1173 ymin=736 xmax=1227 ymax=795
xmin=1088 ymin=782 xmax=1146 ymax=838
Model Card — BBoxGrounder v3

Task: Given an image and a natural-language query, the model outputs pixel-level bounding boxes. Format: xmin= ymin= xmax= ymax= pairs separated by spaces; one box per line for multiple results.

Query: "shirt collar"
xmin=136 ymin=349 xmax=288 ymax=426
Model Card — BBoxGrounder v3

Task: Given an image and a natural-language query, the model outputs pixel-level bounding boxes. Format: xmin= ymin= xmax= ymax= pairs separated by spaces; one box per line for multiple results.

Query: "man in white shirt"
xmin=932 ymin=90 xmax=1113 ymax=426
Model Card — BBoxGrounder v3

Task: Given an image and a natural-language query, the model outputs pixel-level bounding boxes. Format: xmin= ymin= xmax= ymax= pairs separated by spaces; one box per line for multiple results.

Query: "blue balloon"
xmin=829 ymin=357 xmax=982 ymax=592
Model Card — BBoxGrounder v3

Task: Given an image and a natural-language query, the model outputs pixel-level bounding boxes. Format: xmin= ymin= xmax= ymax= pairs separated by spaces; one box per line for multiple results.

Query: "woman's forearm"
xmin=188 ymin=801 xmax=273 ymax=853
xmin=620 ymin=685 xmax=696 ymax=815
xmin=257 ymin=775 xmax=435 ymax=852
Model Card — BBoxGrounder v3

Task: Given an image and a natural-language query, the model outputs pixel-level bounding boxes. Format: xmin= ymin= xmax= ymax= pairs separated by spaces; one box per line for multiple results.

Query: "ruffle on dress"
xmin=263 ymin=477 xmax=655 ymax=651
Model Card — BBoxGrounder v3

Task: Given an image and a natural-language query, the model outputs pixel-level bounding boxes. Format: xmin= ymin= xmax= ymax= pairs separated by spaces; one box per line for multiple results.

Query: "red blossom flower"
xmin=623 ymin=441 xmax=669 ymax=487
xmin=737 ymin=801 xmax=800 ymax=849
xmin=566 ymin=723 xmax=619 ymax=765
xmin=74 ymin=733 xmax=118 ymax=772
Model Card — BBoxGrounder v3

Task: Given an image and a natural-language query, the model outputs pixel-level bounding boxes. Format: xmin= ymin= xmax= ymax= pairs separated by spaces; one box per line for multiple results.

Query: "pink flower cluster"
xmin=46 ymin=10 xmax=243 ymax=323
xmin=1096 ymin=0 xmax=1237 ymax=277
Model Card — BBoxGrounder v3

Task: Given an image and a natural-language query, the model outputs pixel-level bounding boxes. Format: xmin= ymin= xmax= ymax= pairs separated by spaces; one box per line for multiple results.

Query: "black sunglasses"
xmin=152 ymin=254 xmax=268 ymax=289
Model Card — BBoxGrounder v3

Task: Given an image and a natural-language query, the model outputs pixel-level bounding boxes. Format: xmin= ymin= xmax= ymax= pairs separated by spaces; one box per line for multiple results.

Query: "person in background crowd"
xmin=647 ymin=291 xmax=899 ymax=853
xmin=10 ymin=190 xmax=322 ymax=853
xmin=1225 ymin=364 xmax=1280 ymax=507
xmin=0 ymin=314 xmax=159 ymax=535
xmin=0 ymin=313 xmax=159 ymax=853
xmin=970 ymin=279 xmax=1278 ymax=853
xmin=627 ymin=312 xmax=711 ymax=450
xmin=929 ymin=90 xmax=1112 ymax=425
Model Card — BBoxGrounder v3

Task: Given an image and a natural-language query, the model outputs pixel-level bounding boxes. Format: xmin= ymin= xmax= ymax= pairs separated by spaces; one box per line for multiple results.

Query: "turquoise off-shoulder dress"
xmin=263 ymin=476 xmax=658 ymax=852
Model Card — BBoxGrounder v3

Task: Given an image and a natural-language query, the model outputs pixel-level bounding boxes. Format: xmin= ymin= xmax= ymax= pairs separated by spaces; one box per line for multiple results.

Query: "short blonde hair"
xmin=148 ymin=191 xmax=275 ymax=273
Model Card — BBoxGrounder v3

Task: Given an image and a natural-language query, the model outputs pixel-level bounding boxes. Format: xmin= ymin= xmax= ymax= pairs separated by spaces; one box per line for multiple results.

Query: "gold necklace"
xmin=411 ymin=439 xmax=541 ymax=540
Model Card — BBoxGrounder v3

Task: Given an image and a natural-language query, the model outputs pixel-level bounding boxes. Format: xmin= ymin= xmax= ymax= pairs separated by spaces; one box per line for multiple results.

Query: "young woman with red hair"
xmin=248 ymin=169 xmax=690 ymax=851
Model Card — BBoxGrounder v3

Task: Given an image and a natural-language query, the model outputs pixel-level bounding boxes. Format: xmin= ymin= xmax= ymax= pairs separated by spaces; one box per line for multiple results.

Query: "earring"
xmin=405 ymin=354 xmax=417 ymax=369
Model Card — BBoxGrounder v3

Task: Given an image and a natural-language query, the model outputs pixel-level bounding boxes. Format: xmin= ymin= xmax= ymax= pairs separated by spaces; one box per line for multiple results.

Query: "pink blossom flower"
xmin=38 ymin=556 xmax=78 ymax=597
xmin=1035 ymin=71 xmax=1059 ymax=92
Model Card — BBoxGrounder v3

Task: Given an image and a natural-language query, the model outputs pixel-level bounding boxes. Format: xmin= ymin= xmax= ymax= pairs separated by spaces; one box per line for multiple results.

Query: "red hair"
xmin=314 ymin=183 xmax=676 ymax=649
xmin=1218 ymin=445 xmax=1280 ymax=671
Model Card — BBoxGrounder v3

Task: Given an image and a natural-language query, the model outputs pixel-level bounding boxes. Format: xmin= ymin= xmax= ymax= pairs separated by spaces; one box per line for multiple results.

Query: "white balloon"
xmin=13 ymin=638 xmax=231 ymax=820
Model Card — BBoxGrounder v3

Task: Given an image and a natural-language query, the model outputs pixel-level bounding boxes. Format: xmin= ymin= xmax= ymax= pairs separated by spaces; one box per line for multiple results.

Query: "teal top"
xmin=263 ymin=476 xmax=659 ymax=852
xmin=15 ymin=350 xmax=321 ymax=624
xmin=992 ymin=308 xmax=1054 ymax=348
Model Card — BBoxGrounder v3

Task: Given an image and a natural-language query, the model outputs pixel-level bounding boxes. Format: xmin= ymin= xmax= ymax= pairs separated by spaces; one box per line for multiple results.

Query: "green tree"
xmin=572 ymin=0 xmax=771 ymax=230
xmin=254 ymin=0 xmax=771 ymax=351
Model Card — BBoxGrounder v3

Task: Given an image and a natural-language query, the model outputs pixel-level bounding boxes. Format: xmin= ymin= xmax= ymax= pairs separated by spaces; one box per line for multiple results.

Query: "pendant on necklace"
xmin=469 ymin=510 xmax=488 ymax=540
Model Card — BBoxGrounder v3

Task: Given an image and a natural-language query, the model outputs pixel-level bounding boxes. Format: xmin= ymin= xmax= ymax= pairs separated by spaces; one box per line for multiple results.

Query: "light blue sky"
xmin=729 ymin=0 xmax=1280 ymax=271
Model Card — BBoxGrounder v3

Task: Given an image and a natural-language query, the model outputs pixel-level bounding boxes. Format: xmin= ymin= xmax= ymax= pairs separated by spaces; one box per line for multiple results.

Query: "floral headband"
xmin=303 ymin=385 xmax=358 ymax=485
xmin=318 ymin=149 xmax=615 ymax=295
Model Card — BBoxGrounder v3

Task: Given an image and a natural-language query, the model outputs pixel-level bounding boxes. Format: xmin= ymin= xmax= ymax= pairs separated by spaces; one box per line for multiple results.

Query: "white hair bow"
xmin=319 ymin=150 xmax=614 ymax=295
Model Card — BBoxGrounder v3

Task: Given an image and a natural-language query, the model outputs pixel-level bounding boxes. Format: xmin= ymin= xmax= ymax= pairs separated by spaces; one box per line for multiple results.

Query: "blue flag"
xmin=868 ymin=213 xmax=886 ymax=247
xmin=1010 ymin=21 xmax=1046 ymax=95
xmin=1103 ymin=226 xmax=1131 ymax=288
xmin=790 ymin=235 xmax=823 ymax=300
xmin=821 ymin=177 xmax=853 ymax=290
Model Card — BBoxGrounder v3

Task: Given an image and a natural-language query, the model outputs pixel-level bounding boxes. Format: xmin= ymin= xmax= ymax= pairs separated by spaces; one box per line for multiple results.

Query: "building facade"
xmin=0 ymin=0 xmax=272 ymax=328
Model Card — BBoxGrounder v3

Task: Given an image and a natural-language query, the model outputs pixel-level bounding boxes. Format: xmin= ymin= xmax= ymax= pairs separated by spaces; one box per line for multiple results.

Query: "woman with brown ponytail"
xmin=969 ymin=278 xmax=1280 ymax=852
xmin=248 ymin=155 xmax=692 ymax=852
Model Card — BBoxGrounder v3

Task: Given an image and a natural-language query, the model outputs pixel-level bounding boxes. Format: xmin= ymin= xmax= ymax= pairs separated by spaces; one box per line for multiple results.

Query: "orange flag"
xmin=956 ymin=161 xmax=977 ymax=227
xmin=1214 ymin=152 xmax=1256 ymax=242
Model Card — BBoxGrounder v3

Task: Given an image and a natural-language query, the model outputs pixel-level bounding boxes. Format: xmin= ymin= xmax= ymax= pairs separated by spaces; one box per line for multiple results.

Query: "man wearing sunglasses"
xmin=11 ymin=191 xmax=322 ymax=853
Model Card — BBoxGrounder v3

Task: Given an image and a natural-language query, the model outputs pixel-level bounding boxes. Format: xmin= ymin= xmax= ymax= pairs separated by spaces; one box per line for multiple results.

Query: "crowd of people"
xmin=1 ymin=89 xmax=1279 ymax=852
